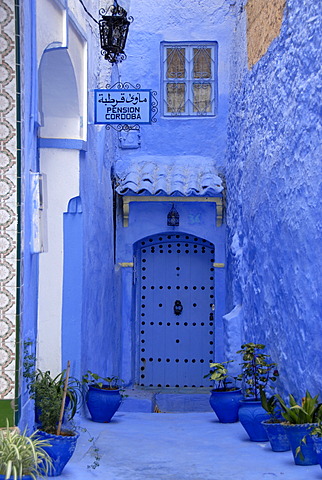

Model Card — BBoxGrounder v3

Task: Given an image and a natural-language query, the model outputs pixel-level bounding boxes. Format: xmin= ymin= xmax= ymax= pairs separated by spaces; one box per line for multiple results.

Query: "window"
xmin=162 ymin=42 xmax=218 ymax=117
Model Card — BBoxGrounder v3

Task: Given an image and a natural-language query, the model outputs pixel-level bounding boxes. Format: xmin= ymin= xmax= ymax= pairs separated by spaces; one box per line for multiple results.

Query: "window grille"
xmin=162 ymin=42 xmax=218 ymax=117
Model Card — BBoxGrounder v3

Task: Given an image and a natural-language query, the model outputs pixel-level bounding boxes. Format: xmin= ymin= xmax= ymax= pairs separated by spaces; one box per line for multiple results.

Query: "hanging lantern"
xmin=167 ymin=204 xmax=179 ymax=227
xmin=99 ymin=2 xmax=133 ymax=64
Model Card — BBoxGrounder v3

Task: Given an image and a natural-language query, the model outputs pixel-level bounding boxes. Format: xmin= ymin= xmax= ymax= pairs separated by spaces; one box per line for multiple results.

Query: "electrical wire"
xmin=77 ymin=0 xmax=99 ymax=24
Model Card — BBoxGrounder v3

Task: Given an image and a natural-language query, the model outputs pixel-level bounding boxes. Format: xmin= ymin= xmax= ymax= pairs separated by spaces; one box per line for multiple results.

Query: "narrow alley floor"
xmin=57 ymin=412 xmax=320 ymax=480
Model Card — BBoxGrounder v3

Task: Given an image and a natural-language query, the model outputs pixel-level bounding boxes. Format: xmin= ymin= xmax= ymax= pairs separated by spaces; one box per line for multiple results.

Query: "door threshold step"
xmin=119 ymin=387 xmax=213 ymax=413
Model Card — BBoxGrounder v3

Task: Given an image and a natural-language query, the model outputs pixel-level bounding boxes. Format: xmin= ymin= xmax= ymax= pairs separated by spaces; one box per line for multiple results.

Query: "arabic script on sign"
xmin=94 ymin=89 xmax=151 ymax=124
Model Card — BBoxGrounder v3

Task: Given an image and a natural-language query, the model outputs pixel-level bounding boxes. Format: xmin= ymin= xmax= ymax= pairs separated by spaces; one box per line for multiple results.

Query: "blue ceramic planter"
xmin=312 ymin=435 xmax=322 ymax=469
xmin=36 ymin=430 xmax=79 ymax=476
xmin=283 ymin=423 xmax=318 ymax=466
xmin=261 ymin=421 xmax=290 ymax=452
xmin=238 ymin=399 xmax=269 ymax=441
xmin=86 ymin=385 xmax=122 ymax=423
xmin=209 ymin=388 xmax=243 ymax=423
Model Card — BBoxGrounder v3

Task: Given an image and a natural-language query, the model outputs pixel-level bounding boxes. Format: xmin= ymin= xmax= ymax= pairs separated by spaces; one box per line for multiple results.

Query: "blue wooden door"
xmin=136 ymin=233 xmax=214 ymax=388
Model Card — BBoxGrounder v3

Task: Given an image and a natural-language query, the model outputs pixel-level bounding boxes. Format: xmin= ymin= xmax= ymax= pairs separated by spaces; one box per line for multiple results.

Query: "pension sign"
xmin=94 ymin=89 xmax=152 ymax=124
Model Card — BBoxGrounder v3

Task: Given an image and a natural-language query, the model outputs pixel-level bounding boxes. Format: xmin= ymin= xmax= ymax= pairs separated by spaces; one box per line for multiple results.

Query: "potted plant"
xmin=30 ymin=369 xmax=81 ymax=427
xmin=203 ymin=361 xmax=242 ymax=423
xmin=236 ymin=343 xmax=279 ymax=441
xmin=275 ymin=391 xmax=322 ymax=465
xmin=27 ymin=363 xmax=81 ymax=476
xmin=82 ymin=371 xmax=124 ymax=423
xmin=309 ymin=421 xmax=322 ymax=469
xmin=0 ymin=422 xmax=52 ymax=479
xmin=260 ymin=390 xmax=290 ymax=452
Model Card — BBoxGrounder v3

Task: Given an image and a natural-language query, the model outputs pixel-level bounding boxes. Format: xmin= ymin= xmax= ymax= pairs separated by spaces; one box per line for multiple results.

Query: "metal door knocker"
xmin=174 ymin=300 xmax=183 ymax=316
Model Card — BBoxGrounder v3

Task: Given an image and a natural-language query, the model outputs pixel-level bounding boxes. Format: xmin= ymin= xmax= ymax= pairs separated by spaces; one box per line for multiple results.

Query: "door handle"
xmin=174 ymin=300 xmax=183 ymax=316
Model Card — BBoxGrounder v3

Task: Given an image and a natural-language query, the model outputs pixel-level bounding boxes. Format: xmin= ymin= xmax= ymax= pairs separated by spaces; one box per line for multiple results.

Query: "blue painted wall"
xmin=79 ymin=124 xmax=122 ymax=380
xmin=18 ymin=0 xmax=39 ymax=431
xmin=117 ymin=0 xmax=235 ymax=171
xmin=18 ymin=0 xmax=322 ymax=420
xmin=18 ymin=1 xmax=121 ymax=429
xmin=62 ymin=197 xmax=83 ymax=380
xmin=226 ymin=0 xmax=322 ymax=397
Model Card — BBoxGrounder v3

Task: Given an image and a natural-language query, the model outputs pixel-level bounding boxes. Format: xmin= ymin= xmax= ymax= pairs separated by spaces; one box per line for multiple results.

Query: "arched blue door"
xmin=135 ymin=233 xmax=215 ymax=388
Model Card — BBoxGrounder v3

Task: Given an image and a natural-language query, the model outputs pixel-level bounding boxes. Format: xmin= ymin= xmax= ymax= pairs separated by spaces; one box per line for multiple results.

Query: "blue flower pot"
xmin=36 ymin=429 xmax=79 ymax=476
xmin=209 ymin=388 xmax=243 ymax=423
xmin=86 ymin=385 xmax=122 ymax=423
xmin=312 ymin=435 xmax=322 ymax=469
xmin=262 ymin=421 xmax=290 ymax=452
xmin=238 ymin=399 xmax=269 ymax=441
xmin=283 ymin=423 xmax=318 ymax=465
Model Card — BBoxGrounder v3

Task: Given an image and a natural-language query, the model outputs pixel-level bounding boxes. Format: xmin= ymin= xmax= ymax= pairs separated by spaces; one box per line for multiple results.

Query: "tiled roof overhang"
xmin=115 ymin=156 xmax=223 ymax=197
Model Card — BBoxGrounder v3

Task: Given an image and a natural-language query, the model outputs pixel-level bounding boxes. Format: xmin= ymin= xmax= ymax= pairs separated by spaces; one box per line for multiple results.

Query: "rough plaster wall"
xmin=119 ymin=0 xmax=235 ymax=169
xmin=80 ymin=126 xmax=119 ymax=377
xmin=246 ymin=0 xmax=286 ymax=68
xmin=80 ymin=32 xmax=121 ymax=379
xmin=226 ymin=0 xmax=322 ymax=398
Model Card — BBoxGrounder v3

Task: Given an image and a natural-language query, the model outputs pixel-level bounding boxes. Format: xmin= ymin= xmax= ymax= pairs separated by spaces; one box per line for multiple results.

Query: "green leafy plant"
xmin=203 ymin=361 xmax=239 ymax=391
xmin=82 ymin=371 xmax=124 ymax=390
xmin=275 ymin=391 xmax=322 ymax=424
xmin=0 ymin=421 xmax=52 ymax=480
xmin=28 ymin=369 xmax=81 ymax=434
xmin=77 ymin=426 xmax=101 ymax=470
xmin=310 ymin=421 xmax=322 ymax=438
xmin=22 ymin=340 xmax=37 ymax=387
xmin=236 ymin=343 xmax=278 ymax=400
xmin=23 ymin=342 xmax=81 ymax=434
xmin=275 ymin=392 xmax=322 ymax=460
xmin=260 ymin=390 xmax=283 ymax=423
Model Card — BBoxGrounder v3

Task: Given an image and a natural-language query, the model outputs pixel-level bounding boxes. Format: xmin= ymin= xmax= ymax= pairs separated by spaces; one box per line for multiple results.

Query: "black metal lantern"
xmin=99 ymin=2 xmax=133 ymax=64
xmin=167 ymin=204 xmax=179 ymax=227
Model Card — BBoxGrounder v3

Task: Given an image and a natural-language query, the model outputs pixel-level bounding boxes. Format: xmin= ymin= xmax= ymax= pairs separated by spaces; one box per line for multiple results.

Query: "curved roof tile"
xmin=115 ymin=156 xmax=223 ymax=197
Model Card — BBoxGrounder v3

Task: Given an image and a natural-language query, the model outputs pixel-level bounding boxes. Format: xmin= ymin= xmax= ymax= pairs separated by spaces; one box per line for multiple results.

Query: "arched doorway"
xmin=134 ymin=232 xmax=215 ymax=388
xmin=38 ymin=48 xmax=80 ymax=138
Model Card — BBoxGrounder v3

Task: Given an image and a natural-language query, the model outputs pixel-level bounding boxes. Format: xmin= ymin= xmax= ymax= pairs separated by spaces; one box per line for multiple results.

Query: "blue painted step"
xmin=119 ymin=388 xmax=212 ymax=413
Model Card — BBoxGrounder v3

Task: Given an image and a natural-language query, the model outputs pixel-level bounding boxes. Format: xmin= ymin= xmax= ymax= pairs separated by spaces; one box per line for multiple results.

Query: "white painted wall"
xmin=37 ymin=148 xmax=79 ymax=373
xmin=37 ymin=0 xmax=67 ymax=61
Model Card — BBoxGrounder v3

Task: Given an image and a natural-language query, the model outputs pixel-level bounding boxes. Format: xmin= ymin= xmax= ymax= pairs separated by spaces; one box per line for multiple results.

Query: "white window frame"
xmin=161 ymin=41 xmax=218 ymax=118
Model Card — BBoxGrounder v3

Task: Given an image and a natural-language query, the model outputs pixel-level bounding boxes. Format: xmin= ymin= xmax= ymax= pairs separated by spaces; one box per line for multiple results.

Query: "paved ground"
xmin=58 ymin=412 xmax=321 ymax=480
